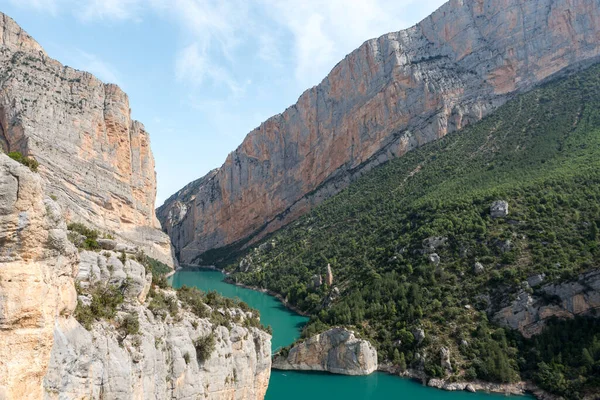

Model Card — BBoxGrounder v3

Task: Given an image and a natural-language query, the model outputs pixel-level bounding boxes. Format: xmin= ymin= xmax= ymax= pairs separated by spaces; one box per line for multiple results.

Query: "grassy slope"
xmin=225 ymin=64 xmax=600 ymax=398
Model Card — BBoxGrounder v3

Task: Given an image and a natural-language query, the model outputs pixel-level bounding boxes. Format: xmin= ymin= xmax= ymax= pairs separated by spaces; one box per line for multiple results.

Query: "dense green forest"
xmin=214 ymin=64 xmax=600 ymax=398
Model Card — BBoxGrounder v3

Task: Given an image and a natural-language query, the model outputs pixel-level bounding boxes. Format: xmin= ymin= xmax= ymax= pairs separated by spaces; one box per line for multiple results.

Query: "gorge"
xmin=159 ymin=0 xmax=600 ymax=265
xmin=2 ymin=0 xmax=600 ymax=398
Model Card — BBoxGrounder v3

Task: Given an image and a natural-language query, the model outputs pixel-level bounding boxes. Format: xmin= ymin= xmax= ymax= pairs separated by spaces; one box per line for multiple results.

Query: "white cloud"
xmin=261 ymin=0 xmax=448 ymax=88
xmin=77 ymin=0 xmax=143 ymax=21
xmin=11 ymin=0 xmax=448 ymax=95
xmin=8 ymin=0 xmax=61 ymax=14
xmin=76 ymin=50 xmax=122 ymax=86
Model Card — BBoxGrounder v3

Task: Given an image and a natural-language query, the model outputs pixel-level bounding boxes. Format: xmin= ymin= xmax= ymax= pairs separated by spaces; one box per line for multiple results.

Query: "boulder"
xmin=312 ymin=274 xmax=322 ymax=288
xmin=272 ymin=328 xmax=377 ymax=375
xmin=473 ymin=262 xmax=485 ymax=275
xmin=423 ymin=237 xmax=448 ymax=253
xmin=440 ymin=347 xmax=452 ymax=372
xmin=526 ymin=274 xmax=546 ymax=288
xmin=326 ymin=264 xmax=334 ymax=286
xmin=115 ymin=243 xmax=137 ymax=254
xmin=97 ymin=238 xmax=117 ymax=250
xmin=428 ymin=253 xmax=440 ymax=265
xmin=491 ymin=200 xmax=509 ymax=218
xmin=412 ymin=328 xmax=425 ymax=345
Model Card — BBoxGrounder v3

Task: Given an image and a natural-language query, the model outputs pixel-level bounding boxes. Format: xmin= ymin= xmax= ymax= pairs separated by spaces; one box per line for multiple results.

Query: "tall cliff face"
xmin=0 ymin=154 xmax=78 ymax=399
xmin=159 ymin=0 xmax=600 ymax=263
xmin=0 ymin=13 xmax=173 ymax=266
xmin=0 ymin=153 xmax=272 ymax=399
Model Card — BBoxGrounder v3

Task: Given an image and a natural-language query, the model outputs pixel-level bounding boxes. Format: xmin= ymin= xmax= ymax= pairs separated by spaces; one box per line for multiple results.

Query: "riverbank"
xmin=378 ymin=364 xmax=564 ymax=399
xmin=178 ymin=265 xmax=312 ymax=317
xmin=171 ymin=267 xmax=544 ymax=399
xmin=224 ymin=279 xmax=312 ymax=318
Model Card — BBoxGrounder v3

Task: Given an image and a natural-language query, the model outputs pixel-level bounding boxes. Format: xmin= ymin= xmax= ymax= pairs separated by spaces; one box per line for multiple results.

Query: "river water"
xmin=170 ymin=268 xmax=528 ymax=400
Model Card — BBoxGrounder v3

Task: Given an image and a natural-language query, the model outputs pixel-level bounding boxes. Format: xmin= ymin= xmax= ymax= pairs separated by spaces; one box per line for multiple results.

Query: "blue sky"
xmin=1 ymin=0 xmax=447 ymax=205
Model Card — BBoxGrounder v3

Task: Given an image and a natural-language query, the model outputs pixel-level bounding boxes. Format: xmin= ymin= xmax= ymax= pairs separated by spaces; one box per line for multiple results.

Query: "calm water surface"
xmin=170 ymin=268 xmax=530 ymax=400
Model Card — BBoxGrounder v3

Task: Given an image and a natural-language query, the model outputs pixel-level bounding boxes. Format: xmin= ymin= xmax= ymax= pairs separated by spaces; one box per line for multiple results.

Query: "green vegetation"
xmin=147 ymin=288 xmax=179 ymax=319
xmin=517 ymin=317 xmax=600 ymax=398
xmin=74 ymin=283 xmax=127 ymax=330
xmin=194 ymin=333 xmax=216 ymax=363
xmin=8 ymin=151 xmax=38 ymax=172
xmin=67 ymin=222 xmax=100 ymax=250
xmin=216 ymin=64 xmax=600 ymax=397
xmin=135 ymin=251 xmax=171 ymax=287
xmin=120 ymin=312 xmax=140 ymax=337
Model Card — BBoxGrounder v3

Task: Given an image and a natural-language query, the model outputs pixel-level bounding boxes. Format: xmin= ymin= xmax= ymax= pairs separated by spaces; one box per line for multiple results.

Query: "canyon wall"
xmin=0 ymin=154 xmax=78 ymax=399
xmin=0 ymin=14 xmax=272 ymax=400
xmin=0 ymin=13 xmax=173 ymax=266
xmin=158 ymin=0 xmax=600 ymax=264
xmin=0 ymin=155 xmax=271 ymax=399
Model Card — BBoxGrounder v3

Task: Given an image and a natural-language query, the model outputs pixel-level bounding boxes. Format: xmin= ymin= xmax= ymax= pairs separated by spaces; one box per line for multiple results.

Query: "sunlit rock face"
xmin=159 ymin=0 xmax=600 ymax=264
xmin=0 ymin=154 xmax=78 ymax=400
xmin=494 ymin=269 xmax=600 ymax=338
xmin=0 ymin=12 xmax=174 ymax=267
xmin=272 ymin=328 xmax=377 ymax=376
xmin=0 ymin=153 xmax=272 ymax=400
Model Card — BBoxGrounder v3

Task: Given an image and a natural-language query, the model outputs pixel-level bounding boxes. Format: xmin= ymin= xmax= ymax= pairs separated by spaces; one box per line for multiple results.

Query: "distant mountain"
xmin=158 ymin=0 xmax=600 ymax=265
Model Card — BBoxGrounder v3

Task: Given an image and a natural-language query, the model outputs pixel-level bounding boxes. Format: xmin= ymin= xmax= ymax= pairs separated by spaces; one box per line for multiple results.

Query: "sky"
xmin=1 ymin=0 xmax=447 ymax=205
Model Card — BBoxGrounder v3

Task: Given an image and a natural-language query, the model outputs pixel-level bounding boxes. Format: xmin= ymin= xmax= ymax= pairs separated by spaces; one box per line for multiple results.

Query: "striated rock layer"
xmin=0 ymin=154 xmax=78 ymax=400
xmin=493 ymin=269 xmax=600 ymax=338
xmin=272 ymin=328 xmax=377 ymax=375
xmin=159 ymin=0 xmax=600 ymax=263
xmin=0 ymin=154 xmax=271 ymax=399
xmin=0 ymin=13 xmax=174 ymax=267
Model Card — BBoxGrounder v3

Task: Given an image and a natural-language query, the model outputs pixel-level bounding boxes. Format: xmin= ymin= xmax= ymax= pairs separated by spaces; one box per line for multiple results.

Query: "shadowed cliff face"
xmin=0 ymin=13 xmax=173 ymax=266
xmin=159 ymin=0 xmax=600 ymax=264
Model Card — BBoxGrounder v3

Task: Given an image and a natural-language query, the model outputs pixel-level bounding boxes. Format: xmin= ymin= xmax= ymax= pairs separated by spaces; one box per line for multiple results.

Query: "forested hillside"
xmin=217 ymin=64 xmax=600 ymax=398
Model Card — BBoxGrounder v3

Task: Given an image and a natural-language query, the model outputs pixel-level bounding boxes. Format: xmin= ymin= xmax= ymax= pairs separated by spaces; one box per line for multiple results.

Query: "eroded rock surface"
xmin=44 ymin=249 xmax=272 ymax=400
xmin=0 ymin=154 xmax=78 ymax=400
xmin=159 ymin=0 xmax=600 ymax=263
xmin=493 ymin=269 xmax=600 ymax=337
xmin=0 ymin=152 xmax=272 ymax=399
xmin=272 ymin=328 xmax=377 ymax=375
xmin=0 ymin=12 xmax=173 ymax=267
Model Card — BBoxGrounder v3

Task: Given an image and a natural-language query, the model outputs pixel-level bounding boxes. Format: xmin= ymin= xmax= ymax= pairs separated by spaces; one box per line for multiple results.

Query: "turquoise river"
xmin=170 ymin=268 xmax=530 ymax=400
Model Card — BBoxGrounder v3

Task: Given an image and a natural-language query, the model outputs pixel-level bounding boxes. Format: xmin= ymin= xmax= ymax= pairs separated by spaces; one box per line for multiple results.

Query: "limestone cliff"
xmin=0 ymin=154 xmax=78 ymax=400
xmin=0 ymin=14 xmax=271 ymax=400
xmin=0 ymin=13 xmax=173 ymax=267
xmin=272 ymin=328 xmax=377 ymax=376
xmin=493 ymin=269 xmax=600 ymax=338
xmin=0 ymin=154 xmax=271 ymax=399
xmin=159 ymin=0 xmax=600 ymax=263
xmin=45 ymin=249 xmax=271 ymax=400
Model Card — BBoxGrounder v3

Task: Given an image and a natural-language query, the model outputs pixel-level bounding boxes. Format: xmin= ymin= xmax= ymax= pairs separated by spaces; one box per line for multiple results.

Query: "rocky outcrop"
xmin=0 ymin=152 xmax=272 ymax=399
xmin=272 ymin=328 xmax=377 ymax=375
xmin=490 ymin=200 xmax=509 ymax=218
xmin=493 ymin=269 xmax=600 ymax=337
xmin=159 ymin=0 xmax=600 ymax=263
xmin=325 ymin=264 xmax=334 ymax=286
xmin=0 ymin=154 xmax=78 ymax=400
xmin=45 ymin=248 xmax=271 ymax=400
xmin=0 ymin=13 xmax=173 ymax=267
